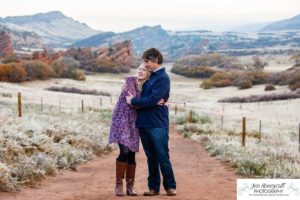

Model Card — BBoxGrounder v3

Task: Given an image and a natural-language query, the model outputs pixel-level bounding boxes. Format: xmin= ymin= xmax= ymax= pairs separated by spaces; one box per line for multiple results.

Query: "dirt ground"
xmin=0 ymin=125 xmax=237 ymax=200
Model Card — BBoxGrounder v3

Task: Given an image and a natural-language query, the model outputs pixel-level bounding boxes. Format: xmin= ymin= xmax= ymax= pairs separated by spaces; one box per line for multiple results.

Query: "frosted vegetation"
xmin=0 ymin=101 xmax=113 ymax=191
xmin=174 ymin=111 xmax=300 ymax=178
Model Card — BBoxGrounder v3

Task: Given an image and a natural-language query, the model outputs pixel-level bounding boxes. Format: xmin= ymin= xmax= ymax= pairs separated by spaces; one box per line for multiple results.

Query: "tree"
xmin=51 ymin=57 xmax=80 ymax=78
xmin=252 ymin=55 xmax=266 ymax=70
xmin=290 ymin=54 xmax=300 ymax=66
xmin=23 ymin=60 xmax=53 ymax=80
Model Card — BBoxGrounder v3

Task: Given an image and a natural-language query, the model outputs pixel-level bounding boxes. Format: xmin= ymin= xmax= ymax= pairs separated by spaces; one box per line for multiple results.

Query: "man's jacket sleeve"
xmin=131 ymin=77 xmax=169 ymax=108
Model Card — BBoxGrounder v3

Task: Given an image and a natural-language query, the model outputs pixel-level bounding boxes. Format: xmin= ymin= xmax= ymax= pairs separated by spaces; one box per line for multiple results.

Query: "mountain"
xmin=261 ymin=14 xmax=300 ymax=31
xmin=2 ymin=11 xmax=100 ymax=46
xmin=71 ymin=32 xmax=116 ymax=47
xmin=0 ymin=24 xmax=45 ymax=50
xmin=233 ymin=22 xmax=271 ymax=33
xmin=71 ymin=24 xmax=300 ymax=60
xmin=72 ymin=25 xmax=171 ymax=54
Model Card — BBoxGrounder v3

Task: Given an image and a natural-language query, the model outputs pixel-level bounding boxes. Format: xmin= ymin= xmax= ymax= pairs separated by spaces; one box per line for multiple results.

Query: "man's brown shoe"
xmin=166 ymin=188 xmax=176 ymax=196
xmin=143 ymin=189 xmax=159 ymax=196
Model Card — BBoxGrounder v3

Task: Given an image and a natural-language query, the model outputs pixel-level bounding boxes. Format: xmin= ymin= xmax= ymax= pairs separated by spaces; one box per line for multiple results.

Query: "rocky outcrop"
xmin=96 ymin=40 xmax=134 ymax=66
xmin=0 ymin=31 xmax=13 ymax=56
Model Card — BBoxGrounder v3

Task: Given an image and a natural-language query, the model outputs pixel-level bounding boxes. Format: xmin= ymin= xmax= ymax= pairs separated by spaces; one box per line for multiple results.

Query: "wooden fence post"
xmin=188 ymin=110 xmax=193 ymax=123
xmin=259 ymin=120 xmax=262 ymax=142
xmin=81 ymin=100 xmax=84 ymax=113
xmin=242 ymin=117 xmax=246 ymax=146
xmin=18 ymin=92 xmax=22 ymax=117
xmin=59 ymin=99 xmax=61 ymax=113
xmin=221 ymin=115 xmax=224 ymax=130
xmin=110 ymin=96 xmax=113 ymax=105
xmin=100 ymin=97 xmax=102 ymax=107
xmin=298 ymin=123 xmax=300 ymax=152
xmin=41 ymin=97 xmax=43 ymax=112
xmin=175 ymin=105 xmax=177 ymax=115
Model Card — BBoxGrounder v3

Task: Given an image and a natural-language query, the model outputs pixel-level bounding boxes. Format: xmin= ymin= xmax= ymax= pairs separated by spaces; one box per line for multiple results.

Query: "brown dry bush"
xmin=0 ymin=63 xmax=26 ymax=82
xmin=214 ymin=79 xmax=233 ymax=87
xmin=200 ymin=79 xmax=214 ymax=89
xmin=219 ymin=92 xmax=300 ymax=103
xmin=289 ymin=82 xmax=300 ymax=91
xmin=46 ymin=86 xmax=111 ymax=96
xmin=265 ymin=84 xmax=276 ymax=91
xmin=23 ymin=60 xmax=54 ymax=80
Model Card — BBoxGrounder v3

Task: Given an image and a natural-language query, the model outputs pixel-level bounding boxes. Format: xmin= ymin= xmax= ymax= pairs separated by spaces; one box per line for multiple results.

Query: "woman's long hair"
xmin=137 ymin=63 xmax=151 ymax=92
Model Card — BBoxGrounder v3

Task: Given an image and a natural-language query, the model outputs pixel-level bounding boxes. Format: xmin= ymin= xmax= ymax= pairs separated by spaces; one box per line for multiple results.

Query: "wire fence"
xmin=2 ymin=91 xmax=300 ymax=150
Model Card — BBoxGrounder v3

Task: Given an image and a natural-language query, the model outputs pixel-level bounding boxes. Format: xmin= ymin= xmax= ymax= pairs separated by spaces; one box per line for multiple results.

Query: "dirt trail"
xmin=0 ymin=125 xmax=237 ymax=200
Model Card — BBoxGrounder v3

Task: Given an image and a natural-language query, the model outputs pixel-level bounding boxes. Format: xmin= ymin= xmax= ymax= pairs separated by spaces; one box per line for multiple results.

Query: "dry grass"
xmin=0 ymin=102 xmax=113 ymax=192
xmin=219 ymin=89 xmax=300 ymax=103
xmin=45 ymin=86 xmax=111 ymax=96
xmin=175 ymin=113 xmax=300 ymax=178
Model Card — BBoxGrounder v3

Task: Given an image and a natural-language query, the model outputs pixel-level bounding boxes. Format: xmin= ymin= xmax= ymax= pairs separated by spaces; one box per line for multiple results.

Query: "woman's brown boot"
xmin=126 ymin=164 xmax=138 ymax=196
xmin=115 ymin=160 xmax=128 ymax=196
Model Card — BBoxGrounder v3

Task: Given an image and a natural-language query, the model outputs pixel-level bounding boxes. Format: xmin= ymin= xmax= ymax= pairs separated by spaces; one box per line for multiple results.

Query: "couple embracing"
xmin=109 ymin=48 xmax=177 ymax=196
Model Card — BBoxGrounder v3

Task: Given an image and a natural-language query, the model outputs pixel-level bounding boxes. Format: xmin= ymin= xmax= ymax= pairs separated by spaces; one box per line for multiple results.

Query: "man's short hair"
xmin=142 ymin=48 xmax=163 ymax=64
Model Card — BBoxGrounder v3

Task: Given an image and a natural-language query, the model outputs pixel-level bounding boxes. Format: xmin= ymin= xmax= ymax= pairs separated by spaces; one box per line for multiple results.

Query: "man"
xmin=126 ymin=48 xmax=176 ymax=196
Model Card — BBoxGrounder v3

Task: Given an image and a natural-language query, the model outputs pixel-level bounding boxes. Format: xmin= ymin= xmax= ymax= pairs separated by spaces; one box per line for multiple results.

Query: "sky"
xmin=0 ymin=0 xmax=299 ymax=32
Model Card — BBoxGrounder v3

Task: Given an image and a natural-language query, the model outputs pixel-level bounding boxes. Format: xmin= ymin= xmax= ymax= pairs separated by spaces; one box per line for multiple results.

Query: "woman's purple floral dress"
xmin=109 ymin=76 xmax=140 ymax=152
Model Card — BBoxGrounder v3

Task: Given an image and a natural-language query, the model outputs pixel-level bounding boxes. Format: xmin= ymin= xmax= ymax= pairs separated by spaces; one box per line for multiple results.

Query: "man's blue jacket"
xmin=131 ymin=67 xmax=170 ymax=129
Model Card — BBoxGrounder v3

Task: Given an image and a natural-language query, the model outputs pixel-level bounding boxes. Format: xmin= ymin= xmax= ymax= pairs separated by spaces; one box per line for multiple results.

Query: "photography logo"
xmin=237 ymin=179 xmax=300 ymax=200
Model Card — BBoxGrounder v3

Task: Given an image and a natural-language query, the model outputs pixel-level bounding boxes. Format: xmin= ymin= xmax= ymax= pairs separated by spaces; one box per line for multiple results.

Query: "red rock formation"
xmin=32 ymin=49 xmax=62 ymax=64
xmin=0 ymin=31 xmax=14 ymax=56
xmin=96 ymin=40 xmax=134 ymax=66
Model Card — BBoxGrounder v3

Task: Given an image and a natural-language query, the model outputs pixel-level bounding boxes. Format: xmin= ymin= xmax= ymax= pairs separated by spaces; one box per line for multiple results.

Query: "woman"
xmin=109 ymin=64 xmax=163 ymax=196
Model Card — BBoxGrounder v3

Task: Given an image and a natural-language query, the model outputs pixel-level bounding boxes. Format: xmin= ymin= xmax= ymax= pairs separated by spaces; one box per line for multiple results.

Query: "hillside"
xmin=1 ymin=11 xmax=100 ymax=47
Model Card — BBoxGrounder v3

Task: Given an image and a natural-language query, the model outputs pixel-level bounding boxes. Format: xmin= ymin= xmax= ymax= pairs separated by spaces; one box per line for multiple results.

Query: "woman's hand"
xmin=157 ymin=99 xmax=169 ymax=107
xmin=157 ymin=99 xmax=164 ymax=105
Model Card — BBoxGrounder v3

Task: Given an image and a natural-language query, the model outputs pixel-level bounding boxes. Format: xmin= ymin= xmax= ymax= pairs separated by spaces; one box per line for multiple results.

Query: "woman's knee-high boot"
xmin=115 ymin=160 xmax=128 ymax=196
xmin=126 ymin=164 xmax=138 ymax=196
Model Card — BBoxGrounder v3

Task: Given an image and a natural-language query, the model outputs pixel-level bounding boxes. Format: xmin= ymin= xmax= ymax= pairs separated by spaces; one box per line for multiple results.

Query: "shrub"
xmin=70 ymin=69 xmax=86 ymax=81
xmin=46 ymin=86 xmax=110 ymax=96
xmin=248 ymin=71 xmax=269 ymax=85
xmin=175 ymin=111 xmax=212 ymax=124
xmin=51 ymin=57 xmax=86 ymax=80
xmin=289 ymin=82 xmax=300 ymax=91
xmin=0 ymin=63 xmax=26 ymax=82
xmin=171 ymin=65 xmax=216 ymax=78
xmin=84 ymin=58 xmax=131 ymax=73
xmin=252 ymin=55 xmax=267 ymax=70
xmin=1 ymin=54 xmax=19 ymax=64
xmin=201 ymin=79 xmax=214 ymax=89
xmin=265 ymin=84 xmax=276 ymax=91
xmin=51 ymin=57 xmax=80 ymax=78
xmin=23 ymin=60 xmax=53 ymax=80
xmin=210 ymin=72 xmax=230 ymax=82
xmin=9 ymin=63 xmax=26 ymax=82
xmin=219 ymin=92 xmax=300 ymax=103
xmin=237 ymin=79 xmax=253 ymax=89
xmin=175 ymin=54 xmax=224 ymax=67
xmin=214 ymin=79 xmax=233 ymax=88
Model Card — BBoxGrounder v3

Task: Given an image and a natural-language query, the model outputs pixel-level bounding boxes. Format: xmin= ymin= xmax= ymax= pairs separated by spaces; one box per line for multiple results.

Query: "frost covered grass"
xmin=175 ymin=112 xmax=300 ymax=178
xmin=0 ymin=102 xmax=113 ymax=192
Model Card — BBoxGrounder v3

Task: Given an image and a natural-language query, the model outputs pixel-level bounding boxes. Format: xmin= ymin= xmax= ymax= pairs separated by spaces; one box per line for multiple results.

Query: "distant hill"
xmin=233 ymin=22 xmax=271 ymax=33
xmin=72 ymin=24 xmax=300 ymax=59
xmin=71 ymin=32 xmax=116 ymax=47
xmin=0 ymin=24 xmax=45 ymax=50
xmin=1 ymin=11 xmax=100 ymax=46
xmin=261 ymin=14 xmax=300 ymax=31
xmin=1 ymin=11 xmax=300 ymax=59
xmin=72 ymin=25 xmax=171 ymax=54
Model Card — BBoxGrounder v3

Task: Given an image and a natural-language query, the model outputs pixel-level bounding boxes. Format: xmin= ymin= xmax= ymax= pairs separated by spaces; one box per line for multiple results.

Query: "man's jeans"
xmin=139 ymin=128 xmax=176 ymax=192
